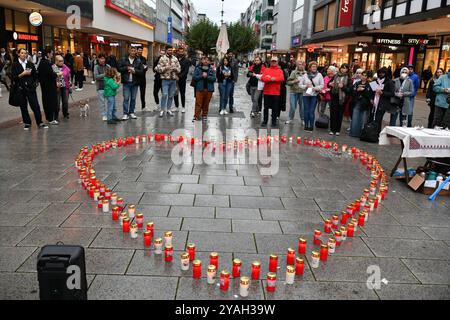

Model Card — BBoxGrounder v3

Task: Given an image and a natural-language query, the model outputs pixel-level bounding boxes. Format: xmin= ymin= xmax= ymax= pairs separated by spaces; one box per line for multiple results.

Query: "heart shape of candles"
xmin=75 ymin=134 xmax=388 ymax=295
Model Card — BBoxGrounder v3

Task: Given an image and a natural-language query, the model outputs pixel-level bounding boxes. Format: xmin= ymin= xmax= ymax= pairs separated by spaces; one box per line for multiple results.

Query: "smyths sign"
xmin=339 ymin=0 xmax=353 ymax=27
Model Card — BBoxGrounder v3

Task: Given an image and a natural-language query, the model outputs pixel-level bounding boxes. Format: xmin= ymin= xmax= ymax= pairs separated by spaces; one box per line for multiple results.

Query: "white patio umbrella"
xmin=216 ymin=23 xmax=230 ymax=61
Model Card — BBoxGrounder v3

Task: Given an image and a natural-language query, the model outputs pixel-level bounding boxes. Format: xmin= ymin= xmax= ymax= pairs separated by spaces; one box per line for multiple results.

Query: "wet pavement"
xmin=0 ymin=71 xmax=449 ymax=300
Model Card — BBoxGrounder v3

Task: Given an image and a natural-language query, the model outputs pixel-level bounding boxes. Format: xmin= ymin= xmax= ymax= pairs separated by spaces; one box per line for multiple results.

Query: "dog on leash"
xmin=79 ymin=99 xmax=90 ymax=117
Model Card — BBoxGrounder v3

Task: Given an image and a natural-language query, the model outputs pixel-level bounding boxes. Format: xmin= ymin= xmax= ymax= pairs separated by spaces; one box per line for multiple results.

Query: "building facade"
xmin=271 ymin=0 xmax=294 ymax=55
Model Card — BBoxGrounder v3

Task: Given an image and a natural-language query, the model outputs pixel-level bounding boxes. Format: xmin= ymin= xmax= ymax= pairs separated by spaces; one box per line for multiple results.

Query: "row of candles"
xmin=75 ymin=133 xmax=388 ymax=296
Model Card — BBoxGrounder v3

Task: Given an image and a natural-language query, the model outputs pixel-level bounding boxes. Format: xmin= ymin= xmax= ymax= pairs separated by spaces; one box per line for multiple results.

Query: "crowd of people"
xmin=1 ymin=44 xmax=450 ymax=133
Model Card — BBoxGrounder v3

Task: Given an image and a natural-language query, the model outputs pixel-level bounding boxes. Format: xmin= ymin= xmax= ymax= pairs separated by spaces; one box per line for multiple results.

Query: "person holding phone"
xmin=38 ymin=48 xmax=59 ymax=125
xmin=350 ymin=71 xmax=374 ymax=137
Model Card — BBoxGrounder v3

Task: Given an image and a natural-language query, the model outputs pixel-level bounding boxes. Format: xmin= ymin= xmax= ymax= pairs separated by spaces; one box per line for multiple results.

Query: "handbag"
xmin=246 ymin=79 xmax=252 ymax=95
xmin=360 ymin=109 xmax=379 ymax=143
xmin=8 ymin=82 xmax=22 ymax=107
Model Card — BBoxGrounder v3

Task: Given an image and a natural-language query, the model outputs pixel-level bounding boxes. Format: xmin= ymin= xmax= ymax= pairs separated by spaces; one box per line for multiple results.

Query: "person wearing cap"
xmin=405 ymin=64 xmax=420 ymax=127
xmin=433 ymin=69 xmax=450 ymax=127
xmin=259 ymin=56 xmax=284 ymax=127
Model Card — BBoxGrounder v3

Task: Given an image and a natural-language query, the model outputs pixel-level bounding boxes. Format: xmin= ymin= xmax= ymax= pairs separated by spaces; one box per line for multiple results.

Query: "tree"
xmin=185 ymin=20 xmax=220 ymax=56
xmin=227 ymin=23 xmax=259 ymax=55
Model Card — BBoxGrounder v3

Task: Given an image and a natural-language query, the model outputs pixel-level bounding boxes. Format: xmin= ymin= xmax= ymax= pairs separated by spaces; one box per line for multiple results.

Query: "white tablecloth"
xmin=379 ymin=127 xmax=450 ymax=158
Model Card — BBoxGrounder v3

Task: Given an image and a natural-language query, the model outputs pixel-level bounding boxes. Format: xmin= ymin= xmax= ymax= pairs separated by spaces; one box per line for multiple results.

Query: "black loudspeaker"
xmin=37 ymin=244 xmax=88 ymax=300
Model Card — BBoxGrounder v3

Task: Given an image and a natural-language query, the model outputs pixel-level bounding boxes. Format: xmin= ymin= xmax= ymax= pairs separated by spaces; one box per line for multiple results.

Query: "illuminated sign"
xmin=338 ymin=0 xmax=353 ymax=27
xmin=105 ymin=0 xmax=155 ymax=29
xmin=13 ymin=32 xmax=39 ymax=42
xmin=374 ymin=35 xmax=430 ymax=46
xmin=29 ymin=12 xmax=43 ymax=27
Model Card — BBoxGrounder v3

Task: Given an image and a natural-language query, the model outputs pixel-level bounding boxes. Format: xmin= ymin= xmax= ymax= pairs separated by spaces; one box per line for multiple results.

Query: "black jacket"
xmin=38 ymin=58 xmax=57 ymax=90
xmin=426 ymin=78 xmax=438 ymax=107
xmin=153 ymin=56 xmax=162 ymax=81
xmin=11 ymin=59 xmax=39 ymax=91
xmin=352 ymin=80 xmax=374 ymax=111
xmin=178 ymin=56 xmax=191 ymax=82
xmin=216 ymin=65 xmax=234 ymax=83
xmin=117 ymin=55 xmax=144 ymax=85
xmin=375 ymin=78 xmax=395 ymax=112
xmin=138 ymin=55 xmax=148 ymax=74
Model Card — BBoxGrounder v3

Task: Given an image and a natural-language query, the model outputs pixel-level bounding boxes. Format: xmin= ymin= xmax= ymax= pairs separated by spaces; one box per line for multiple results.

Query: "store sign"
xmin=358 ymin=42 xmax=369 ymax=48
xmin=292 ymin=36 xmax=301 ymax=47
xmin=13 ymin=32 xmax=39 ymax=42
xmin=405 ymin=38 xmax=429 ymax=46
xmin=96 ymin=36 xmax=105 ymax=43
xmin=338 ymin=0 xmax=353 ymax=27
xmin=29 ymin=12 xmax=43 ymax=27
xmin=375 ymin=38 xmax=401 ymax=45
xmin=374 ymin=35 xmax=430 ymax=46
xmin=110 ymin=42 xmax=120 ymax=47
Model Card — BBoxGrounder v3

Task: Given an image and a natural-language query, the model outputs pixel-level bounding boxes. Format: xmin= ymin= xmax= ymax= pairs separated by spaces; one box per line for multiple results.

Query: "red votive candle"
xmin=164 ymin=245 xmax=173 ymax=262
xmin=320 ymin=244 xmax=329 ymax=261
xmin=220 ymin=270 xmax=230 ymax=291
xmin=266 ymin=273 xmax=277 ymax=293
xmin=251 ymin=261 xmax=261 ymax=280
xmin=324 ymin=219 xmax=332 ymax=233
xmin=341 ymin=211 xmax=348 ymax=224
xmin=136 ymin=213 xmax=144 ymax=228
xmin=314 ymin=230 xmax=322 ymax=245
xmin=193 ymin=260 xmax=202 ymax=279
xmin=287 ymin=248 xmax=296 ymax=266
xmin=187 ymin=243 xmax=195 ymax=261
xmin=334 ymin=231 xmax=343 ymax=246
xmin=331 ymin=215 xmax=339 ymax=229
xmin=298 ymin=238 xmax=307 ymax=255
xmin=295 ymin=257 xmax=304 ymax=276
xmin=269 ymin=255 xmax=278 ymax=273
xmin=232 ymin=259 xmax=242 ymax=278
xmin=122 ymin=218 xmax=130 ymax=233
xmin=358 ymin=213 xmax=366 ymax=227
xmin=347 ymin=223 xmax=355 ymax=237
xmin=210 ymin=252 xmax=219 ymax=269
xmin=143 ymin=231 xmax=152 ymax=247
xmin=112 ymin=206 xmax=120 ymax=221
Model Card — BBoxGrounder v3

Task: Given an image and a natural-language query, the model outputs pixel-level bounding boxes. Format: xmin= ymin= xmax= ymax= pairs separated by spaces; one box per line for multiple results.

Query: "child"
xmin=103 ymin=67 xmax=121 ymax=124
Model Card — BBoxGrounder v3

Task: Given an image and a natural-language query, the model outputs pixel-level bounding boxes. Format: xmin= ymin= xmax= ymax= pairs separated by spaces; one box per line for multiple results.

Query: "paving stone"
xmin=375 ymin=284 xmax=450 ymax=300
xmin=420 ymin=227 xmax=450 ymax=241
xmin=18 ymin=227 xmax=100 ymax=248
xmin=279 ymin=221 xmax=324 ymax=235
xmin=261 ymin=209 xmax=323 ymax=223
xmin=0 ymin=213 xmax=37 ymax=227
xmin=0 ymin=190 xmax=38 ymax=203
xmin=291 ymin=188 xmax=347 ymax=200
xmin=138 ymin=174 xmax=199 ymax=184
xmin=214 ymin=185 xmax=262 ymax=197
xmin=200 ymin=176 xmax=244 ymax=186
xmin=230 ymin=196 xmax=283 ymax=210
xmin=194 ymin=195 xmax=230 ymax=207
xmin=180 ymin=184 xmax=213 ymax=195
xmin=216 ymin=208 xmax=261 ymax=220
xmin=176 ymin=278 xmax=264 ymax=300
xmin=0 ymin=202 xmax=50 ymax=215
xmin=254 ymin=234 xmax=303 ymax=255
xmin=140 ymin=193 xmax=195 ymax=206
xmin=401 ymin=259 xmax=450 ymax=285
xmin=169 ymin=206 xmax=215 ymax=218
xmin=0 ymin=273 xmax=39 ymax=300
xmin=85 ymin=248 xmax=135 ymax=275
xmin=28 ymin=190 xmax=76 ymax=203
xmin=261 ymin=186 xmax=296 ymax=198
xmin=182 ymin=218 xmax=231 ymax=232
xmin=89 ymin=275 xmax=178 ymax=300
xmin=0 ymin=246 xmax=37 ymax=272
xmin=309 ymin=256 xmax=419 ymax=284
xmin=388 ymin=212 xmax=450 ymax=227
xmin=361 ymin=224 xmax=433 ymax=240
xmin=0 ymin=226 xmax=35 ymax=246
xmin=232 ymin=220 xmax=282 ymax=234
xmin=113 ymin=181 xmax=180 ymax=193
xmin=187 ymin=231 xmax=256 ymax=253
xmin=313 ymin=199 xmax=350 ymax=212
xmin=362 ymin=237 xmax=450 ymax=260
xmin=26 ymin=203 xmax=80 ymax=227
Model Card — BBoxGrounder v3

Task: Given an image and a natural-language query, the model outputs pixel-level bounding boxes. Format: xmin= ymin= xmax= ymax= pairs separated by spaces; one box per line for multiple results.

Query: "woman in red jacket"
xmin=260 ymin=56 xmax=284 ymax=127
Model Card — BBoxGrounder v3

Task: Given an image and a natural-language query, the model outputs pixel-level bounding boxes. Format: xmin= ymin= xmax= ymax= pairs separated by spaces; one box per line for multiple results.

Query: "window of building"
xmin=327 ymin=2 xmax=336 ymax=30
xmin=5 ymin=9 xmax=13 ymax=31
xmin=14 ymin=11 xmax=29 ymax=33
xmin=396 ymin=0 xmax=407 ymax=17
xmin=314 ymin=7 xmax=326 ymax=33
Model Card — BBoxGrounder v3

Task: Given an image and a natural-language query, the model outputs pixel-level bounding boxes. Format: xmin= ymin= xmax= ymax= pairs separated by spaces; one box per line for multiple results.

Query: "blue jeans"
xmin=289 ymin=93 xmax=303 ymax=121
xmin=123 ymin=83 xmax=138 ymax=115
xmin=303 ymin=96 xmax=318 ymax=129
xmin=392 ymin=97 xmax=414 ymax=127
xmin=229 ymin=82 xmax=235 ymax=108
xmin=106 ymin=96 xmax=116 ymax=121
xmin=219 ymin=81 xmax=233 ymax=111
xmin=97 ymin=90 xmax=107 ymax=117
xmin=350 ymin=102 xmax=368 ymax=138
xmin=161 ymin=79 xmax=177 ymax=111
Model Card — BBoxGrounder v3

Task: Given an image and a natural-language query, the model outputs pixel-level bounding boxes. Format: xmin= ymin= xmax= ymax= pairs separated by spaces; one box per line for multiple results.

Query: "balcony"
xmin=262 ymin=0 xmax=274 ymax=12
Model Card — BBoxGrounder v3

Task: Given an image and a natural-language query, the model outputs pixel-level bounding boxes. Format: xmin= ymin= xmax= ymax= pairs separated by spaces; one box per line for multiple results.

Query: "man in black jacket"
xmin=174 ymin=47 xmax=191 ymax=113
xmin=227 ymin=49 xmax=239 ymax=113
xmin=153 ymin=49 xmax=165 ymax=111
xmin=118 ymin=47 xmax=144 ymax=120
xmin=38 ymin=48 xmax=59 ymax=124
xmin=137 ymin=47 xmax=148 ymax=110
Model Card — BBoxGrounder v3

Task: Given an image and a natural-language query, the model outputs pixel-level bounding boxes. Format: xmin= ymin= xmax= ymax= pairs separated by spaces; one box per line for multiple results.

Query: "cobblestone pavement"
xmin=0 ymin=71 xmax=449 ymax=300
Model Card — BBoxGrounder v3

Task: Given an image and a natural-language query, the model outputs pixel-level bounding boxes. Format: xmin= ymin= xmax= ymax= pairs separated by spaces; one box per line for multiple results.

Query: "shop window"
xmin=5 ymin=9 xmax=13 ymax=31
xmin=14 ymin=11 xmax=29 ymax=33
xmin=314 ymin=7 xmax=326 ymax=33
xmin=327 ymin=2 xmax=336 ymax=30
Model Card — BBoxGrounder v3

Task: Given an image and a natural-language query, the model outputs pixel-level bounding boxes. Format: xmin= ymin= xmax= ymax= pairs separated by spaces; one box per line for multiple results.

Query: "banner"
xmin=338 ymin=0 xmax=353 ymax=27
xmin=167 ymin=16 xmax=173 ymax=45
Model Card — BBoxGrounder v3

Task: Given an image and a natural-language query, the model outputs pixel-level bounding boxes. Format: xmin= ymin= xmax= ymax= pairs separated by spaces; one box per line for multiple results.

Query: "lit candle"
xmin=210 ymin=252 xmax=219 ymax=269
xmin=112 ymin=206 xmax=120 ymax=221
xmin=251 ymin=261 xmax=261 ymax=280
xmin=320 ymin=244 xmax=329 ymax=261
xmin=269 ymin=254 xmax=278 ymax=273
xmin=119 ymin=212 xmax=128 ymax=226
xmin=295 ymin=257 xmax=304 ymax=276
xmin=324 ymin=219 xmax=332 ymax=233
xmin=154 ymin=238 xmax=163 ymax=254
xmin=240 ymin=277 xmax=250 ymax=297
xmin=347 ymin=223 xmax=355 ymax=237
xmin=104 ymin=188 xmax=111 ymax=200
xmin=266 ymin=273 xmax=277 ymax=293
xmin=331 ymin=215 xmax=339 ymax=230
xmin=130 ymin=223 xmax=138 ymax=239
xmin=136 ymin=213 xmax=144 ymax=228
xmin=341 ymin=211 xmax=348 ymax=224
xmin=102 ymin=200 xmax=109 ymax=213
xmin=187 ymin=243 xmax=196 ymax=261
xmin=286 ymin=248 xmax=296 ymax=266
xmin=354 ymin=200 xmax=361 ymax=211
xmin=111 ymin=194 xmax=118 ymax=206
xmin=117 ymin=198 xmax=124 ymax=211
xmin=310 ymin=251 xmax=320 ymax=269
xmin=369 ymin=199 xmax=375 ymax=212
xmin=351 ymin=218 xmax=358 ymax=231
xmin=93 ymin=189 xmax=100 ymax=201
xmin=146 ymin=222 xmax=154 ymax=237
xmin=346 ymin=205 xmax=353 ymax=217
xmin=122 ymin=218 xmax=130 ymax=233
xmin=164 ymin=231 xmax=173 ymax=246
xmin=143 ymin=231 xmax=152 ymax=247
xmin=164 ymin=245 xmax=173 ymax=262
xmin=340 ymin=226 xmax=347 ymax=241
xmin=298 ymin=238 xmax=307 ymax=255
xmin=358 ymin=212 xmax=366 ymax=227
xmin=285 ymin=266 xmax=295 ymax=285
xmin=328 ymin=238 xmax=336 ymax=254
xmin=220 ymin=270 xmax=230 ymax=291
xmin=232 ymin=259 xmax=242 ymax=278
xmin=193 ymin=260 xmax=202 ymax=279
xmin=180 ymin=252 xmax=190 ymax=271
xmin=334 ymin=231 xmax=343 ymax=246
xmin=207 ymin=265 xmax=216 ymax=284
xmin=127 ymin=205 xmax=136 ymax=219
xmin=314 ymin=230 xmax=322 ymax=245
xmin=97 ymin=196 xmax=104 ymax=209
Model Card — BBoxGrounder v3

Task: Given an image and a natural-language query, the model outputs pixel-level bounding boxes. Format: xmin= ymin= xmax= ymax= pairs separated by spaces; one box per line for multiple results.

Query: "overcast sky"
xmin=191 ymin=0 xmax=252 ymax=25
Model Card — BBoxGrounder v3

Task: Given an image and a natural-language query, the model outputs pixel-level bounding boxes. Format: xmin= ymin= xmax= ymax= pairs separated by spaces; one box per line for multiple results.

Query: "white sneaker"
xmin=170 ymin=107 xmax=178 ymax=112
xmin=155 ymin=105 xmax=161 ymax=112
xmin=159 ymin=111 xmax=164 ymax=118
xmin=102 ymin=116 xmax=107 ymax=121
xmin=346 ymin=127 xmax=351 ymax=132
xmin=122 ymin=114 xmax=129 ymax=121
xmin=220 ymin=110 xmax=225 ymax=115
xmin=91 ymin=81 xmax=96 ymax=84
xmin=302 ymin=120 xmax=305 ymax=127
xmin=285 ymin=120 xmax=292 ymax=124
xmin=50 ymin=120 xmax=59 ymax=125
xmin=181 ymin=108 xmax=186 ymax=113
xmin=224 ymin=110 xmax=229 ymax=115
xmin=329 ymin=132 xmax=334 ymax=135
xmin=75 ymin=88 xmax=82 ymax=92
xmin=335 ymin=132 xmax=340 ymax=136
xmin=130 ymin=113 xmax=138 ymax=119
xmin=167 ymin=110 xmax=174 ymax=117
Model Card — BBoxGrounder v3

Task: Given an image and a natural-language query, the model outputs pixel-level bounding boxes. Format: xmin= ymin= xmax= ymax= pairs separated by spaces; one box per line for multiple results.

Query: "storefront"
xmin=420 ymin=35 xmax=450 ymax=76
xmin=304 ymin=46 xmax=349 ymax=67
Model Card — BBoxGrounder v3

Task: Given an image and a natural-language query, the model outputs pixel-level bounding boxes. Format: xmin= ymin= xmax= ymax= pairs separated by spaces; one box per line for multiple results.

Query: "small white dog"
xmin=79 ymin=99 xmax=90 ymax=117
